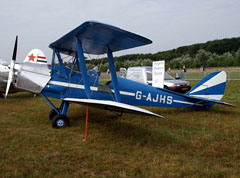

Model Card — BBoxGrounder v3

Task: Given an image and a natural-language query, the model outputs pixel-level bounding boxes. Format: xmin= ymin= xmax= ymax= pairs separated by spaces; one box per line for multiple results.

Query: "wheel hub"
xmin=56 ymin=119 xmax=65 ymax=127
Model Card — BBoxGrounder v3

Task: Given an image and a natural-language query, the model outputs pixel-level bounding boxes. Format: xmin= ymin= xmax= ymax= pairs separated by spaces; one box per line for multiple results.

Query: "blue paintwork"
xmin=42 ymin=62 xmax=219 ymax=111
xmin=41 ymin=93 xmax=60 ymax=114
xmin=110 ymin=77 xmax=210 ymax=109
xmin=190 ymin=82 xmax=226 ymax=96
xmin=60 ymin=100 xmax=69 ymax=115
xmin=107 ymin=48 xmax=120 ymax=102
xmin=76 ymin=39 xmax=91 ymax=98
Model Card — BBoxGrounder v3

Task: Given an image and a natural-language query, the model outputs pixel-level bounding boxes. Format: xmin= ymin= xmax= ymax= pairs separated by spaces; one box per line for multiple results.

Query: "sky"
xmin=0 ymin=0 xmax=240 ymax=63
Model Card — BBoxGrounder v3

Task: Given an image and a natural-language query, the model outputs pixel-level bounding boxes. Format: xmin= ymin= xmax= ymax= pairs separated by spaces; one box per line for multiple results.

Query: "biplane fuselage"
xmin=42 ymin=63 xmax=218 ymax=111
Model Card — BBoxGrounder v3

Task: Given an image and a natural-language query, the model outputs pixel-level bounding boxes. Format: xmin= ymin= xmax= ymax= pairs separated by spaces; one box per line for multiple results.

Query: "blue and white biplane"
xmin=5 ymin=21 xmax=233 ymax=128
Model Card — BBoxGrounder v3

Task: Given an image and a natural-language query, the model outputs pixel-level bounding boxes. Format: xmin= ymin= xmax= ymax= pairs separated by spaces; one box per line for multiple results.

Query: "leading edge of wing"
xmin=49 ymin=21 xmax=152 ymax=55
xmin=63 ymin=98 xmax=164 ymax=118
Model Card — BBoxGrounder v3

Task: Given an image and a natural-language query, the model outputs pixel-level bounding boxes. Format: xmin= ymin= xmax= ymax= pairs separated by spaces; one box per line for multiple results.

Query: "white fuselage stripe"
xmin=48 ymin=80 xmax=135 ymax=96
xmin=189 ymin=94 xmax=223 ymax=100
xmin=173 ymin=99 xmax=203 ymax=106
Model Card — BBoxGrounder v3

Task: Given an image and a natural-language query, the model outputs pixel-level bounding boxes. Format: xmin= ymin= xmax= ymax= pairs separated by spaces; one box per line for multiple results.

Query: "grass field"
xmin=0 ymin=80 xmax=240 ymax=177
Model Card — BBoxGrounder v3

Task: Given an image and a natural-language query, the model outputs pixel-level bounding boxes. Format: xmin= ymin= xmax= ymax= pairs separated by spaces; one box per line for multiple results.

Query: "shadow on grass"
xmin=69 ymin=107 xmax=181 ymax=147
xmin=66 ymin=103 xmax=239 ymax=148
xmin=161 ymin=105 xmax=239 ymax=116
xmin=6 ymin=92 xmax=36 ymax=99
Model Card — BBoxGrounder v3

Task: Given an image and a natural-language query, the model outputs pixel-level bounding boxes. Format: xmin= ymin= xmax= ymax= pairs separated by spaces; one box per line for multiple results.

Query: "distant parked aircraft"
xmin=0 ymin=49 xmax=47 ymax=97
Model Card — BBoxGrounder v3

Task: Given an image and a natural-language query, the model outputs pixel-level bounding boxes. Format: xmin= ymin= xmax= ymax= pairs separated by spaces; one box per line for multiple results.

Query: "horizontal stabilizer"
xmin=64 ymin=98 xmax=164 ymax=118
xmin=183 ymin=94 xmax=235 ymax=108
xmin=49 ymin=21 xmax=152 ymax=55
xmin=212 ymin=100 xmax=236 ymax=107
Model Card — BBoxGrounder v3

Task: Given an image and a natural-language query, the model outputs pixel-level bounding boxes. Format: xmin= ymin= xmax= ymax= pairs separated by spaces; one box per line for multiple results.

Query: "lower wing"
xmin=63 ymin=98 xmax=164 ymax=118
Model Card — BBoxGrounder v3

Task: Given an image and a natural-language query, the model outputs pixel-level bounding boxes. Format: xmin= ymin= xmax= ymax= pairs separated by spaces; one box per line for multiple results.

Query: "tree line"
xmin=86 ymin=37 xmax=240 ymax=71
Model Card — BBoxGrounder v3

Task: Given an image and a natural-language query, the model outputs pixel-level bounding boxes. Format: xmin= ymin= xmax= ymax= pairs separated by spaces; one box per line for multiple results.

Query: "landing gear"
xmin=51 ymin=114 xmax=69 ymax=129
xmin=41 ymin=94 xmax=70 ymax=128
xmin=49 ymin=108 xmax=58 ymax=120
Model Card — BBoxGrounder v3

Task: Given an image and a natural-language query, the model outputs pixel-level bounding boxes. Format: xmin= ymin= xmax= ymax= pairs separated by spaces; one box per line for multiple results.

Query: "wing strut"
xmin=107 ymin=48 xmax=121 ymax=102
xmin=51 ymin=48 xmax=56 ymax=76
xmin=50 ymin=48 xmax=68 ymax=79
xmin=76 ymin=39 xmax=91 ymax=99
xmin=56 ymin=51 xmax=68 ymax=79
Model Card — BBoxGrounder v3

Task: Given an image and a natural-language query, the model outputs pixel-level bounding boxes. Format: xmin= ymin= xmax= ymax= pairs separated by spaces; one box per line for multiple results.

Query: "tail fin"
xmin=24 ymin=49 xmax=47 ymax=64
xmin=186 ymin=71 xmax=227 ymax=101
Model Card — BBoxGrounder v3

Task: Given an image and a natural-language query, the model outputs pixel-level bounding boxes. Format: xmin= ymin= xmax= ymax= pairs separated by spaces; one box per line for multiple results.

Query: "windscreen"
xmin=146 ymin=67 xmax=152 ymax=81
xmin=164 ymin=72 xmax=174 ymax=80
xmin=146 ymin=67 xmax=174 ymax=81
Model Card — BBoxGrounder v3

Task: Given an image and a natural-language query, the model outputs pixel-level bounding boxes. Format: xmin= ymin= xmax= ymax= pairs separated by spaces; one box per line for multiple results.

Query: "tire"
xmin=51 ymin=114 xmax=69 ymax=129
xmin=49 ymin=109 xmax=58 ymax=120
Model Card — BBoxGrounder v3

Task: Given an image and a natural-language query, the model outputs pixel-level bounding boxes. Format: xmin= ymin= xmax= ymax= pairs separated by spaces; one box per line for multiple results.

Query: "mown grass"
xmin=0 ymin=80 xmax=240 ymax=177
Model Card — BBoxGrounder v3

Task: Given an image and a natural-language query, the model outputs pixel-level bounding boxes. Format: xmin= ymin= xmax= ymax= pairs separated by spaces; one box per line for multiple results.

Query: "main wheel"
xmin=51 ymin=114 xmax=69 ymax=129
xmin=49 ymin=108 xmax=58 ymax=120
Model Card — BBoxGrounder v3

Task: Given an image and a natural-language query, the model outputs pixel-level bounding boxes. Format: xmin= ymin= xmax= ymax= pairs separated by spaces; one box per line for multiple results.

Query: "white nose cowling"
xmin=5 ymin=36 xmax=18 ymax=99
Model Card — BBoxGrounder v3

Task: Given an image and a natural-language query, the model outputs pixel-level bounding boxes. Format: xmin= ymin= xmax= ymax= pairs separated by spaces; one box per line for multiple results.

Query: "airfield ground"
xmin=0 ymin=69 xmax=240 ymax=177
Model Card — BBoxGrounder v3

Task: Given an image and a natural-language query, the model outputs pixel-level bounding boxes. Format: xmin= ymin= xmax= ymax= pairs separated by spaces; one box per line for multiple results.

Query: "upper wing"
xmin=49 ymin=21 xmax=152 ymax=55
xmin=64 ymin=98 xmax=164 ymax=118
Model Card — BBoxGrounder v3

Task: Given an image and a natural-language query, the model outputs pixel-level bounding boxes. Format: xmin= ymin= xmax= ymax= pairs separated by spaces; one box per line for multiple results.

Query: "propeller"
xmin=5 ymin=36 xmax=18 ymax=99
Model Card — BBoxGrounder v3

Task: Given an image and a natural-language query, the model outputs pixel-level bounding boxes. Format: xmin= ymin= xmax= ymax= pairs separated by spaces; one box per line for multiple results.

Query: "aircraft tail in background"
xmin=24 ymin=49 xmax=47 ymax=64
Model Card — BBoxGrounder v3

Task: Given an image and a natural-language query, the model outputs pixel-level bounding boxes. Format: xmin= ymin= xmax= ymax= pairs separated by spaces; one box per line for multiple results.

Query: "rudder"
xmin=24 ymin=49 xmax=47 ymax=64
xmin=186 ymin=71 xmax=227 ymax=100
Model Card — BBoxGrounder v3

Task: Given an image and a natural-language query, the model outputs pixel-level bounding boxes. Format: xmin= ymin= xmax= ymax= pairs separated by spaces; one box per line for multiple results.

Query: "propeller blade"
xmin=5 ymin=61 xmax=14 ymax=99
xmin=12 ymin=36 xmax=18 ymax=61
xmin=5 ymin=36 xmax=18 ymax=99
